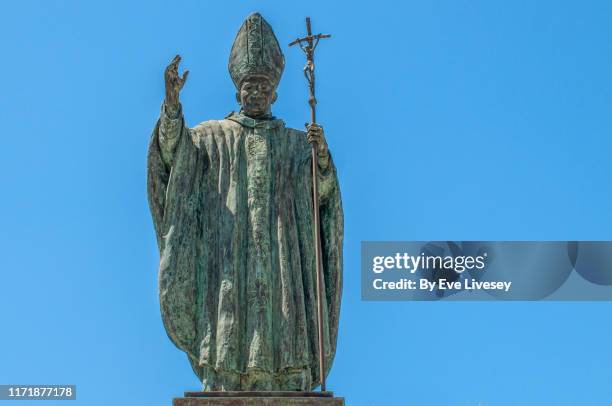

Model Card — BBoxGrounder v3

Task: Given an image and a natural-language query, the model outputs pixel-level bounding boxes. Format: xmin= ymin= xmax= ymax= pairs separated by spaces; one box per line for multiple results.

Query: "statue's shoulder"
xmin=190 ymin=118 xmax=242 ymax=134
xmin=191 ymin=115 xmax=304 ymax=137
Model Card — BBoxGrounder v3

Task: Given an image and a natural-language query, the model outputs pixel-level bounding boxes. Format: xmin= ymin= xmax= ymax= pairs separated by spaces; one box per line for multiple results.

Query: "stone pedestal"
xmin=173 ymin=391 xmax=345 ymax=405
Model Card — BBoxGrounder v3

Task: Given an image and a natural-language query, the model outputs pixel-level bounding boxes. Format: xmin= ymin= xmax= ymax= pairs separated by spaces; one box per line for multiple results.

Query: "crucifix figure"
xmin=146 ymin=12 xmax=344 ymax=392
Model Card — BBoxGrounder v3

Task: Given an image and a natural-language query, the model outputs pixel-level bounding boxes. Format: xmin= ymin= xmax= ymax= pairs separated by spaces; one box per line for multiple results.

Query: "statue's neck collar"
xmin=226 ymin=111 xmax=285 ymax=129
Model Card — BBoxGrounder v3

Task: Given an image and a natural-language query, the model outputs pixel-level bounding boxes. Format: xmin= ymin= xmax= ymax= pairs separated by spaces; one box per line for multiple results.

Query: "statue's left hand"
xmin=307 ymin=123 xmax=329 ymax=159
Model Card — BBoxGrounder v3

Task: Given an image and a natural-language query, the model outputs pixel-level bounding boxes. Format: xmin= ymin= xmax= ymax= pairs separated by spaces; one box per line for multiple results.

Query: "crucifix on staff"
xmin=289 ymin=16 xmax=333 ymax=393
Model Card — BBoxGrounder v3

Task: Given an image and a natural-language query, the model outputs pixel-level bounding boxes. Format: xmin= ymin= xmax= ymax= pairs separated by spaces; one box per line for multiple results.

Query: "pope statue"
xmin=146 ymin=13 xmax=344 ymax=391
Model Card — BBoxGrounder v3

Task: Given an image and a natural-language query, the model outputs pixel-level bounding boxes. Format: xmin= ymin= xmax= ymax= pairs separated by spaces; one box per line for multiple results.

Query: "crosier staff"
xmin=289 ymin=17 xmax=331 ymax=393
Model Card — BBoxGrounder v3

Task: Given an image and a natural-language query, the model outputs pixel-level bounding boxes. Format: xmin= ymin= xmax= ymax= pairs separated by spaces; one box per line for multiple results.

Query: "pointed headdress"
xmin=228 ymin=12 xmax=285 ymax=89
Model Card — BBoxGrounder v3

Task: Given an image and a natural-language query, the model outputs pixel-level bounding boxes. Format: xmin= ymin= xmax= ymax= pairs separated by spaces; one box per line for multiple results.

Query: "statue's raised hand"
xmin=164 ymin=55 xmax=189 ymax=112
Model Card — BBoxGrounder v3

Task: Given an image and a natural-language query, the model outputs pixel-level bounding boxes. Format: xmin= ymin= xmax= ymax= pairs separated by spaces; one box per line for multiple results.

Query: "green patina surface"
xmin=148 ymin=12 xmax=344 ymax=392
xmin=147 ymin=110 xmax=344 ymax=391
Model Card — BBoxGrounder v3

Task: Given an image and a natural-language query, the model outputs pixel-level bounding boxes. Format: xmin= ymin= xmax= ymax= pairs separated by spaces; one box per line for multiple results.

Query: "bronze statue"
xmin=147 ymin=12 xmax=344 ymax=392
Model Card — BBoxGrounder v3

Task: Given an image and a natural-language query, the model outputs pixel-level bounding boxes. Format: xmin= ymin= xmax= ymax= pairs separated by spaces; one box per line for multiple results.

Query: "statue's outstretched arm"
xmin=159 ymin=55 xmax=189 ymax=167
xmin=158 ymin=102 xmax=185 ymax=167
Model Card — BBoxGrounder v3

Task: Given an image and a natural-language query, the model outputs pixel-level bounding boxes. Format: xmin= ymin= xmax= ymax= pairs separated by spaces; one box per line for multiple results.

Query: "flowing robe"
xmin=146 ymin=106 xmax=344 ymax=391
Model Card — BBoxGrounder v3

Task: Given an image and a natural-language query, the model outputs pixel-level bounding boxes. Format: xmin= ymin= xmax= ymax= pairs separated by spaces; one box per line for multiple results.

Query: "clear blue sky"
xmin=2 ymin=1 xmax=612 ymax=405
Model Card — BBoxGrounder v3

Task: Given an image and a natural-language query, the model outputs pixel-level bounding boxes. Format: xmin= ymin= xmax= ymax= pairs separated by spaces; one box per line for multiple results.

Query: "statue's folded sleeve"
xmin=147 ymin=113 xmax=209 ymax=359
xmin=158 ymin=103 xmax=185 ymax=168
xmin=314 ymin=151 xmax=344 ymax=381
xmin=317 ymin=151 xmax=337 ymax=204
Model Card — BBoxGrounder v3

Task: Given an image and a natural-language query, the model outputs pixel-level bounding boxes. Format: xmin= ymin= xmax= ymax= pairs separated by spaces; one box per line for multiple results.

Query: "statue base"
xmin=173 ymin=391 xmax=344 ymax=405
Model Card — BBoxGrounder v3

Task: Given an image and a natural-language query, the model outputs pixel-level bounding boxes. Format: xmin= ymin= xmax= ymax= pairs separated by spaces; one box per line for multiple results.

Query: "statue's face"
xmin=237 ymin=75 xmax=277 ymax=117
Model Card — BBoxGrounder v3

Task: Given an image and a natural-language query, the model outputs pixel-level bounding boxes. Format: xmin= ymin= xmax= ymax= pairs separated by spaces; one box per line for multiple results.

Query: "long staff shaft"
xmin=305 ymin=16 xmax=326 ymax=393
xmin=289 ymin=16 xmax=330 ymax=392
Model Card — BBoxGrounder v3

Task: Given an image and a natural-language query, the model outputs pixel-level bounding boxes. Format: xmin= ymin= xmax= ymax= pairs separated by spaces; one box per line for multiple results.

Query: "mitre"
xmin=228 ymin=12 xmax=285 ymax=89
